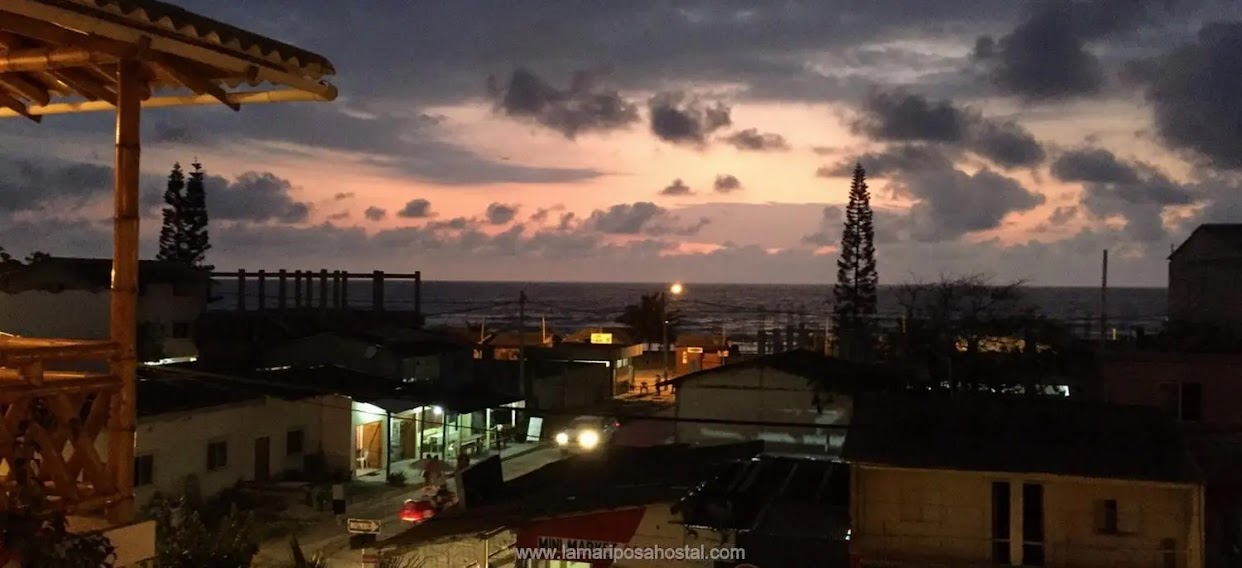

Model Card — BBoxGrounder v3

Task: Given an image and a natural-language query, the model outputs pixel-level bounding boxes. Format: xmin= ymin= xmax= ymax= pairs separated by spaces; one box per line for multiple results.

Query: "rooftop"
xmin=843 ymin=392 xmax=1201 ymax=484
xmin=384 ymin=441 xmax=765 ymax=548
xmin=1170 ymin=223 xmax=1242 ymax=260
xmin=665 ymin=348 xmax=898 ymax=389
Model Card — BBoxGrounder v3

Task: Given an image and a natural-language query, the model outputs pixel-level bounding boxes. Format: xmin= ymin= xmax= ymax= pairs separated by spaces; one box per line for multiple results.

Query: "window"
xmin=207 ymin=440 xmax=228 ymax=471
xmin=286 ymin=429 xmax=305 ymax=456
xmin=172 ymin=322 xmax=190 ymax=339
xmin=134 ymin=454 xmax=154 ymax=487
xmin=1095 ymin=499 xmax=1119 ymax=534
xmin=1181 ymin=382 xmax=1203 ymax=422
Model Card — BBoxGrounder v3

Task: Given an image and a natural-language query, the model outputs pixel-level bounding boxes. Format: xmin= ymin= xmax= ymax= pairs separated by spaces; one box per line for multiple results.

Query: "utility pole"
xmin=519 ymin=291 xmax=530 ymax=408
xmin=1099 ymin=249 xmax=1109 ymax=352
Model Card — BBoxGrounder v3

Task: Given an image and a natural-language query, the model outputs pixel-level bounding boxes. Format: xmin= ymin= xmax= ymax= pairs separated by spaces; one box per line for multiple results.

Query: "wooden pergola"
xmin=0 ymin=0 xmax=336 ymax=522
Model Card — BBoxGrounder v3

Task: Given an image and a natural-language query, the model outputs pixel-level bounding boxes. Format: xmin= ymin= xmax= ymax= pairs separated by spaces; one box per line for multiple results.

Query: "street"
xmin=252 ymin=447 xmax=565 ymax=567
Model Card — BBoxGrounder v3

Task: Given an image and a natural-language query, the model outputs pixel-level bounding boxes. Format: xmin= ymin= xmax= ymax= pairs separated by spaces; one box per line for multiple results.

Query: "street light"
xmin=663 ymin=283 xmax=685 ymax=380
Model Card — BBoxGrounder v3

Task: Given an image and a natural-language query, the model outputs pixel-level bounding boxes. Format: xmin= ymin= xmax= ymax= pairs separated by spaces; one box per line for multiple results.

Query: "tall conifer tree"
xmin=182 ymin=161 xmax=212 ymax=270
xmin=832 ymin=163 xmax=878 ymax=358
xmin=156 ymin=162 xmax=185 ymax=263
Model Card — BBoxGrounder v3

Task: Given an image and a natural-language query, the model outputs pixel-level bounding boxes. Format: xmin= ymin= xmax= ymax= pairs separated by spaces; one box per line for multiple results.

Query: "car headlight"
xmin=555 ymin=432 xmax=569 ymax=445
xmin=578 ymin=430 xmax=600 ymax=449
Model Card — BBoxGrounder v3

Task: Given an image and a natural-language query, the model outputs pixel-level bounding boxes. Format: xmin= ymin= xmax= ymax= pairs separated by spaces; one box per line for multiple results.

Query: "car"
xmin=554 ymin=415 xmax=620 ymax=456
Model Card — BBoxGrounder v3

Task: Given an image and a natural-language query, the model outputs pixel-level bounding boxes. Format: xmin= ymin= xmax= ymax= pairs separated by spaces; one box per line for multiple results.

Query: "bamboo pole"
xmin=0 ymin=47 xmax=114 ymax=72
xmin=0 ymin=89 xmax=328 ymax=119
xmin=107 ymin=58 xmax=141 ymax=523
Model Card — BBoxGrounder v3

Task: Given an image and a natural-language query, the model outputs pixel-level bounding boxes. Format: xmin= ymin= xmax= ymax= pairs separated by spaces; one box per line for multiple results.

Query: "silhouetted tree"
xmin=615 ymin=292 xmax=684 ymax=347
xmin=157 ymin=161 xmax=212 ymax=269
xmin=833 ymin=163 xmax=878 ymax=360
xmin=23 ymin=251 xmax=50 ymax=265
xmin=148 ymin=497 xmax=259 ymax=568
xmin=157 ymin=162 xmax=186 ymax=263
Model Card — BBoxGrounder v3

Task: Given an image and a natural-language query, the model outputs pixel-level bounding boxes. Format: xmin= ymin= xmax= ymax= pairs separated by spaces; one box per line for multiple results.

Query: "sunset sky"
xmin=2 ymin=0 xmax=1241 ymax=285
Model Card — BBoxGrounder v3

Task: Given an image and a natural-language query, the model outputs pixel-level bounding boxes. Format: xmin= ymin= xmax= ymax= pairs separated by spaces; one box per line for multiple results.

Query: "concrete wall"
xmin=1099 ymin=352 xmax=1242 ymax=427
xmin=533 ymin=364 xmax=613 ymax=410
xmin=852 ymin=465 xmax=1204 ymax=568
xmin=1169 ymin=254 xmax=1242 ymax=330
xmin=0 ymin=286 xmax=202 ymax=357
xmin=674 ymin=367 xmax=851 ymax=455
xmin=96 ymin=394 xmax=351 ymax=507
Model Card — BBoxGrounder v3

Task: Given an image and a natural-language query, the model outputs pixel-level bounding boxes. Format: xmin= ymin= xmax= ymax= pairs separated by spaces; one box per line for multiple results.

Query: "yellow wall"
xmin=852 ymin=465 xmax=1204 ymax=568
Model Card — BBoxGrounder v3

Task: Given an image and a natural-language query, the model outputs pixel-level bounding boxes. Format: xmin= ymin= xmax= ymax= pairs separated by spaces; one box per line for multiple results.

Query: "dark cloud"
xmin=333 ymin=192 xmax=355 ymax=200
xmin=205 ymin=172 xmax=311 ymax=223
xmin=426 ymin=216 xmax=479 ymax=231
xmin=1129 ymin=21 xmax=1242 ymax=169
xmin=898 ymin=167 xmax=1045 ymax=241
xmin=660 ymin=179 xmax=694 ymax=196
xmin=0 ymin=158 xmax=111 ymax=213
xmin=713 ymin=175 xmax=742 ymax=193
xmin=328 ymin=211 xmax=350 ymax=220
xmin=485 ymin=203 xmax=519 ymax=225
xmin=823 ymin=145 xmax=957 ymax=178
xmin=851 ymin=91 xmax=1045 ymax=169
xmin=722 ymin=128 xmax=790 ymax=152
xmin=528 ymin=204 xmax=566 ymax=224
xmin=582 ymin=202 xmax=707 ymax=236
xmin=1051 ymin=147 xmax=1195 ymax=241
xmin=140 ymin=103 xmax=605 ymax=186
xmin=397 ymin=199 xmax=434 ymax=218
xmin=648 ymin=92 xmax=732 ymax=146
xmin=364 ymin=206 xmax=387 ymax=221
xmin=486 ymin=67 xmax=640 ymax=139
xmin=975 ymin=0 xmax=1174 ymax=100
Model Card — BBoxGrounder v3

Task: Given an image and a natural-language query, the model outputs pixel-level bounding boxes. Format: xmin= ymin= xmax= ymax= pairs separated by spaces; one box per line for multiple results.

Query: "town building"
xmin=1168 ymin=224 xmax=1242 ymax=335
xmin=844 ymin=392 xmax=1205 ymax=568
xmin=668 ymin=349 xmax=890 ymax=456
xmin=381 ymin=442 xmax=765 ymax=568
xmin=261 ymin=329 xmax=474 ymax=386
xmin=0 ymin=257 xmax=208 ymax=359
xmin=530 ymin=339 xmax=644 ymax=396
xmin=673 ymin=334 xmax=732 ymax=375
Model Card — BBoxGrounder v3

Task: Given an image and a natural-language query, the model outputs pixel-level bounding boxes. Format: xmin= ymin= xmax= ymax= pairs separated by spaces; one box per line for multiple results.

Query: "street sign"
xmin=590 ymin=332 xmax=613 ymax=344
xmin=348 ymin=518 xmax=381 ymax=534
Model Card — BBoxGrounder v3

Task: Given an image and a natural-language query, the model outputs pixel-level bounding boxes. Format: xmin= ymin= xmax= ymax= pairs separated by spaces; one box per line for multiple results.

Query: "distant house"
xmin=673 ymin=334 xmax=732 ymax=375
xmin=844 ymin=392 xmax=1205 ymax=568
xmin=669 ymin=349 xmax=888 ymax=456
xmin=534 ymin=339 xmax=643 ymax=395
xmin=481 ymin=330 xmax=552 ymax=361
xmin=0 ymin=257 xmax=208 ymax=359
xmin=1169 ymin=224 xmax=1242 ymax=334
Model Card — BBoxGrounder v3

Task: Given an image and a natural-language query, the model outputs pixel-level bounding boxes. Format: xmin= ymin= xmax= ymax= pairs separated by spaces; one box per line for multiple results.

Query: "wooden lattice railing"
xmin=0 ymin=337 xmax=122 ymax=514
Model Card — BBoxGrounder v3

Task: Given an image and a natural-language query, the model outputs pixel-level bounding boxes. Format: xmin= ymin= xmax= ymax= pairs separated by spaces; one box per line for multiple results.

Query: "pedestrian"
xmin=426 ymin=454 xmax=444 ymax=487
xmin=640 ymin=380 xmax=648 ymax=395
xmin=419 ymin=453 xmax=432 ymax=485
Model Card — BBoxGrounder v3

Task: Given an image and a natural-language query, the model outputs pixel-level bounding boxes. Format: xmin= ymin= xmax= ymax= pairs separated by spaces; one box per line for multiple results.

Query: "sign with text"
xmin=590 ymin=333 xmax=613 ymax=344
xmin=347 ymin=518 xmax=381 ymax=534
xmin=526 ymin=416 xmax=544 ymax=443
xmin=686 ymin=347 xmax=703 ymax=354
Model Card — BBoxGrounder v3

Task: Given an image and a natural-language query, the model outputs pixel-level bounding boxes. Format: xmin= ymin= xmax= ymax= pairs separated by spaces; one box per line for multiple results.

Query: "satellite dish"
xmin=363 ymin=345 xmax=378 ymax=359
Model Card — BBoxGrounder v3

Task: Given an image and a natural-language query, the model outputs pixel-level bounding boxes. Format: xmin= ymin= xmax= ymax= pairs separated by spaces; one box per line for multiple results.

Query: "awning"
xmin=0 ymin=0 xmax=336 ymax=119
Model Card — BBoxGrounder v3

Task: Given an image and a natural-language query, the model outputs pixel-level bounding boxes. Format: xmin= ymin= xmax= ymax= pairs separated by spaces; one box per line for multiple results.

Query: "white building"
xmin=670 ymin=349 xmax=882 ymax=457
xmin=0 ymin=257 xmax=208 ymax=359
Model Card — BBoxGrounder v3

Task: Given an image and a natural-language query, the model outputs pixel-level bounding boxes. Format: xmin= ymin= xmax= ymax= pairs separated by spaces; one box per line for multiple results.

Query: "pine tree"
xmin=155 ymin=161 xmax=212 ymax=269
xmin=182 ymin=161 xmax=212 ymax=270
xmin=832 ymin=163 xmax=878 ymax=359
xmin=156 ymin=163 xmax=186 ymax=263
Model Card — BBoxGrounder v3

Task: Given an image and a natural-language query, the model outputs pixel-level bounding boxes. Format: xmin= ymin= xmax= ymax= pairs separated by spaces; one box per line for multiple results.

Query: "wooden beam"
xmin=0 ymin=88 xmax=327 ymax=117
xmin=0 ymin=73 xmax=50 ymax=105
xmin=0 ymin=90 xmax=38 ymax=122
xmin=154 ymin=57 xmax=238 ymax=111
xmin=47 ymin=68 xmax=116 ymax=106
xmin=0 ymin=47 xmax=115 ymax=73
xmin=107 ymin=58 xmax=142 ymax=524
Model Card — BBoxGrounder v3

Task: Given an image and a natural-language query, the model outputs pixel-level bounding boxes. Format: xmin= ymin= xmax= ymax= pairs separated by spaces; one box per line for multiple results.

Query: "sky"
xmin=2 ymin=0 xmax=1242 ymax=286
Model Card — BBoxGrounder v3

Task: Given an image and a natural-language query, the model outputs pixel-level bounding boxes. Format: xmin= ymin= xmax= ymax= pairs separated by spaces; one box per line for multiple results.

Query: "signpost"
xmin=348 ymin=518 xmax=382 ymax=534
xmin=590 ymin=332 xmax=613 ymax=344
xmin=361 ymin=548 xmax=382 ymax=568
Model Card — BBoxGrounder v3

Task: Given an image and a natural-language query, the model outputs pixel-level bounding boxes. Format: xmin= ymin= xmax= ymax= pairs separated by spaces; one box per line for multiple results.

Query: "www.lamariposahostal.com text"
xmin=516 ymin=543 xmax=746 ymax=562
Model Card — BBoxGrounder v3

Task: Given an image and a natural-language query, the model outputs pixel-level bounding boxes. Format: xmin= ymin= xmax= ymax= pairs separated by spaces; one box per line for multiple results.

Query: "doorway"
xmin=991 ymin=481 xmax=1011 ymax=565
xmin=254 ymin=436 xmax=270 ymax=482
xmin=1022 ymin=482 xmax=1046 ymax=566
xmin=356 ymin=421 xmax=384 ymax=470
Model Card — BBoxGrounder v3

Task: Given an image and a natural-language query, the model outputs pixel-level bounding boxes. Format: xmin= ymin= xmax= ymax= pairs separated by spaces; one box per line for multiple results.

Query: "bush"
xmin=386 ymin=471 xmax=407 ymax=487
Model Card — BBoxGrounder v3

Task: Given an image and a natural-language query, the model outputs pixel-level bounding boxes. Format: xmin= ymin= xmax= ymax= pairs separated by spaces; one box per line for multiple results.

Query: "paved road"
xmin=316 ymin=447 xmax=564 ymax=567
xmin=613 ymin=405 xmax=677 ymax=447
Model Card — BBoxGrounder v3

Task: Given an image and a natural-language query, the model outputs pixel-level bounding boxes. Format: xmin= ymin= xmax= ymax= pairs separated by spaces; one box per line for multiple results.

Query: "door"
xmin=991 ymin=481 xmax=1011 ymax=565
xmin=1022 ymin=483 xmax=1045 ymax=566
xmin=254 ymin=436 xmax=270 ymax=482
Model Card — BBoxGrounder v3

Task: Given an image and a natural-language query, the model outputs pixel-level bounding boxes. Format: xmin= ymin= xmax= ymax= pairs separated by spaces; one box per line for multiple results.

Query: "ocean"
xmin=210 ymin=280 xmax=1167 ymax=340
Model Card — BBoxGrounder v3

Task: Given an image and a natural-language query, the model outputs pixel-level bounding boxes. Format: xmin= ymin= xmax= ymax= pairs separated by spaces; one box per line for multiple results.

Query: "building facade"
xmin=671 ymin=350 xmax=874 ymax=456
xmin=1168 ymin=224 xmax=1242 ymax=334
xmin=844 ymin=392 xmax=1206 ymax=568
xmin=0 ymin=258 xmax=208 ymax=359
